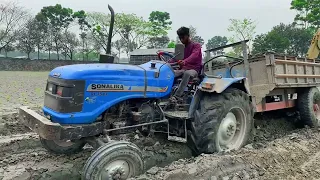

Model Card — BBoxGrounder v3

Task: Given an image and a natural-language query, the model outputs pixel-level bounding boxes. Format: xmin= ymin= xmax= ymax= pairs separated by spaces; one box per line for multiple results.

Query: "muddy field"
xmin=0 ymin=71 xmax=318 ymax=180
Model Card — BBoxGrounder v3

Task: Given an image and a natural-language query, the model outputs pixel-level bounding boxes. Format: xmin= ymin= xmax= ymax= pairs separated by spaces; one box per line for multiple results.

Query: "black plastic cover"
xmin=44 ymin=76 xmax=85 ymax=113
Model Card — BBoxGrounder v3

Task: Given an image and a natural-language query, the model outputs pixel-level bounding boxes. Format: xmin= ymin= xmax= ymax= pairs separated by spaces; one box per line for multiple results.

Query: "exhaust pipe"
xmin=99 ymin=4 xmax=115 ymax=63
xmin=106 ymin=4 xmax=114 ymax=55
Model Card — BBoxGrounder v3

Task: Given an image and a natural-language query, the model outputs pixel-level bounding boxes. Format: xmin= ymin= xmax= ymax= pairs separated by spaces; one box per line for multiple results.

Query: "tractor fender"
xmin=198 ymin=77 xmax=251 ymax=94
xmin=189 ymin=77 xmax=250 ymax=118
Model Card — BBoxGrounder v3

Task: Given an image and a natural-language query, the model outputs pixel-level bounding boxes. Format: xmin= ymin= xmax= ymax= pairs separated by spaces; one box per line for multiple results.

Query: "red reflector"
xmin=57 ymin=87 xmax=63 ymax=96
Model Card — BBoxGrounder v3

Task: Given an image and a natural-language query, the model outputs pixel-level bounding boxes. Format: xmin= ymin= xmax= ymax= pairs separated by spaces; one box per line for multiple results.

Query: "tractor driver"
xmin=170 ymin=26 xmax=202 ymax=103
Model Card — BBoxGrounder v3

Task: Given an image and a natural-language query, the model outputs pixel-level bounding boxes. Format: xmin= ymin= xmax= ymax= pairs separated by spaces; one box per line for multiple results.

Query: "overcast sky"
xmin=17 ymin=0 xmax=296 ymax=44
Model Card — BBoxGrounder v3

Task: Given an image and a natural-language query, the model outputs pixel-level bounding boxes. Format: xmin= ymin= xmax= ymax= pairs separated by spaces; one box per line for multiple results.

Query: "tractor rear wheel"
xmin=188 ymin=88 xmax=254 ymax=155
xmin=40 ymin=137 xmax=86 ymax=155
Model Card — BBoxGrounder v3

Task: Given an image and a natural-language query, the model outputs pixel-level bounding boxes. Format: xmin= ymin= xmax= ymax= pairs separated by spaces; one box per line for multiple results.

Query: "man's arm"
xmin=168 ymin=58 xmax=175 ymax=63
xmin=184 ymin=43 xmax=202 ymax=65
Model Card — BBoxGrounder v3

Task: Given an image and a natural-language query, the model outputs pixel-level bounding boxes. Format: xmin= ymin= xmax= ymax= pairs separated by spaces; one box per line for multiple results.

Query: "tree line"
xmin=0 ymin=1 xmax=175 ymax=60
xmin=0 ymin=0 xmax=318 ymax=61
xmin=207 ymin=0 xmax=320 ymax=58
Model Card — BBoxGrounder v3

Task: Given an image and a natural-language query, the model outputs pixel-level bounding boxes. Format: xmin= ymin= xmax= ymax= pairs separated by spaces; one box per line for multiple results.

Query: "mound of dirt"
xmin=0 ymin=112 xmax=31 ymax=136
xmin=0 ymin=109 xmax=304 ymax=180
xmin=132 ymin=128 xmax=320 ymax=180
xmin=0 ymin=128 xmax=191 ymax=180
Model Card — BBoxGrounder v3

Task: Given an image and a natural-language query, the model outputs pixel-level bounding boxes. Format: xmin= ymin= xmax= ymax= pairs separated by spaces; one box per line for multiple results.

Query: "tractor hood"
xmin=49 ymin=63 xmax=146 ymax=80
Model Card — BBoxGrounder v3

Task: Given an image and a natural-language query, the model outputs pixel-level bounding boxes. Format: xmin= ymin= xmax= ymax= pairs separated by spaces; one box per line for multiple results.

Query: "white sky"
xmin=16 ymin=0 xmax=297 ymax=44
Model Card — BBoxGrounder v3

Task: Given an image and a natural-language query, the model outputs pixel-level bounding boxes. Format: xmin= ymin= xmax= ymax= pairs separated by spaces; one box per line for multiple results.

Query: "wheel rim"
xmin=216 ymin=107 xmax=247 ymax=151
xmin=99 ymin=158 xmax=133 ymax=180
xmin=53 ymin=140 xmax=74 ymax=147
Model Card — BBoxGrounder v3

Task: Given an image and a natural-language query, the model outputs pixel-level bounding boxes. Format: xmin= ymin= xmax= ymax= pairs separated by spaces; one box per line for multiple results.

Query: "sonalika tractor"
xmin=19 ymin=5 xmax=254 ymax=180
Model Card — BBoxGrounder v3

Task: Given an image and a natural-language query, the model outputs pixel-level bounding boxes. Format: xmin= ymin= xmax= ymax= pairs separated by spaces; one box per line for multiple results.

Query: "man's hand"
xmin=177 ymin=60 xmax=184 ymax=66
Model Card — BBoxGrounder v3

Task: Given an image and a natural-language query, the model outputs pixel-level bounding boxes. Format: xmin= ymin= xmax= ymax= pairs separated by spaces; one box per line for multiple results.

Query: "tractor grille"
xmin=44 ymin=76 xmax=85 ymax=113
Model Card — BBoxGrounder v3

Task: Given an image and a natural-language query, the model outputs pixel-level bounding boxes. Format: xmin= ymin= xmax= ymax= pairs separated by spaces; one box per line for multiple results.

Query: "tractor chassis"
xmin=19 ymin=102 xmax=189 ymax=146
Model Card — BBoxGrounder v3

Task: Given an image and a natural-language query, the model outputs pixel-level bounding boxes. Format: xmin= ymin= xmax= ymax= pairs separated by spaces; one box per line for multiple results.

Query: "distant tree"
xmin=73 ymin=10 xmax=91 ymax=31
xmin=35 ymin=4 xmax=75 ymax=60
xmin=26 ymin=18 xmax=47 ymax=60
xmin=3 ymin=44 xmax=14 ymax=57
xmin=251 ymin=34 xmax=269 ymax=54
xmin=86 ymin=12 xmax=119 ymax=54
xmin=188 ymin=25 xmax=197 ymax=38
xmin=192 ymin=35 xmax=204 ymax=45
xmin=116 ymin=13 xmax=152 ymax=57
xmin=61 ymin=31 xmax=79 ymax=60
xmin=290 ymin=0 xmax=320 ymax=28
xmin=206 ymin=36 xmax=228 ymax=55
xmin=147 ymin=11 xmax=171 ymax=48
xmin=148 ymin=36 xmax=170 ymax=48
xmin=148 ymin=11 xmax=172 ymax=36
xmin=175 ymin=36 xmax=180 ymax=44
xmin=79 ymin=32 xmax=94 ymax=61
xmin=112 ymin=39 xmax=126 ymax=58
xmin=73 ymin=9 xmax=93 ymax=59
xmin=167 ymin=41 xmax=175 ymax=48
xmin=43 ymin=27 xmax=54 ymax=60
xmin=0 ymin=1 xmax=29 ymax=51
xmin=16 ymin=18 xmax=38 ymax=59
xmin=227 ymin=18 xmax=256 ymax=55
xmin=252 ymin=23 xmax=313 ymax=57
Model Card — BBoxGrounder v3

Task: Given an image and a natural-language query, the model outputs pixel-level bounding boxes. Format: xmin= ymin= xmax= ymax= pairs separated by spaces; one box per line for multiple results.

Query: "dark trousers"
xmin=174 ymin=69 xmax=198 ymax=97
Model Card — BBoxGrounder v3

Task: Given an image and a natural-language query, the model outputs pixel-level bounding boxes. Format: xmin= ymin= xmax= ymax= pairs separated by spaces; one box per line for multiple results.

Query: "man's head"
xmin=177 ymin=26 xmax=190 ymax=45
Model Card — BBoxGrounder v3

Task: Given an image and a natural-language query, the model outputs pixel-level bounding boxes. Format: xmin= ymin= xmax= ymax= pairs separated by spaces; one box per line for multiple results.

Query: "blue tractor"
xmin=19 ymin=5 xmax=254 ymax=180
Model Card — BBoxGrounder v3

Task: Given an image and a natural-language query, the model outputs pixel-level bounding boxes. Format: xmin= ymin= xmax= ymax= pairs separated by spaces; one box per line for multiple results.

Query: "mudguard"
xmin=198 ymin=77 xmax=251 ymax=94
xmin=188 ymin=77 xmax=250 ymax=118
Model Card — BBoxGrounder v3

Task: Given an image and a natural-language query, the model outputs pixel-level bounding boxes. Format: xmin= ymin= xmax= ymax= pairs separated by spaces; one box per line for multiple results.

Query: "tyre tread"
xmin=187 ymin=88 xmax=254 ymax=155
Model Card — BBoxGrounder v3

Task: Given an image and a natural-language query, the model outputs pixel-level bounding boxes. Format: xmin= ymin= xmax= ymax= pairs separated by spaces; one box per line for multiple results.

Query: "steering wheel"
xmin=156 ymin=51 xmax=175 ymax=62
xmin=156 ymin=51 xmax=181 ymax=70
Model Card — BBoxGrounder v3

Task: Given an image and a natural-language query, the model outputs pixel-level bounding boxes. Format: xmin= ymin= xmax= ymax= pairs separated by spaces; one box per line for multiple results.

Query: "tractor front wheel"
xmin=82 ymin=141 xmax=144 ymax=180
xmin=40 ymin=137 xmax=86 ymax=155
xmin=188 ymin=88 xmax=254 ymax=155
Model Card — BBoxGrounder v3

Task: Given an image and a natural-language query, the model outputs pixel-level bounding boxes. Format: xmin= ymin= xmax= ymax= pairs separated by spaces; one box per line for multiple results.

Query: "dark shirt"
xmin=182 ymin=41 xmax=202 ymax=73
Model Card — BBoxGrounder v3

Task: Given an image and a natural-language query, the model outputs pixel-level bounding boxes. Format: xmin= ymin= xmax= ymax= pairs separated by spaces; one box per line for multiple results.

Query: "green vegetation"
xmin=0 ymin=0 xmax=318 ymax=60
xmin=0 ymin=2 xmax=175 ymax=60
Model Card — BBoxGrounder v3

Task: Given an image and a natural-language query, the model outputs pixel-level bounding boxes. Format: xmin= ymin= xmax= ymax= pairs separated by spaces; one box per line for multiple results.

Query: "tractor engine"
xmin=99 ymin=99 xmax=157 ymax=135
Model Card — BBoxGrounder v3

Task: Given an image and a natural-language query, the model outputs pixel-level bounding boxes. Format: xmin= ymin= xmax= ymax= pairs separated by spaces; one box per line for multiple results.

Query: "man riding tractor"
xmin=169 ymin=26 xmax=203 ymax=103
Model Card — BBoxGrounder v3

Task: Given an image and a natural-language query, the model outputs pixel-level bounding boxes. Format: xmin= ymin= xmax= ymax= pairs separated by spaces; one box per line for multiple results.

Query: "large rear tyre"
xmin=40 ymin=137 xmax=86 ymax=155
xmin=188 ymin=88 xmax=254 ymax=155
xmin=297 ymin=87 xmax=320 ymax=127
xmin=82 ymin=141 xmax=144 ymax=180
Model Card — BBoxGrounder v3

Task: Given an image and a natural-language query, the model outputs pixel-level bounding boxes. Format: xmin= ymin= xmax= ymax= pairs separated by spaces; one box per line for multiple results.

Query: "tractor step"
xmin=164 ymin=111 xmax=190 ymax=120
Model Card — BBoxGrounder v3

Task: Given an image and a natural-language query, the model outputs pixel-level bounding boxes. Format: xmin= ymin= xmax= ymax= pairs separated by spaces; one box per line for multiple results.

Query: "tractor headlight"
xmin=47 ymin=83 xmax=54 ymax=92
